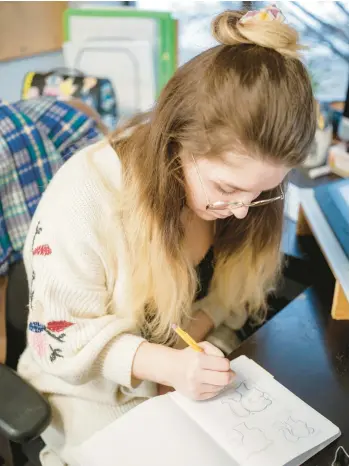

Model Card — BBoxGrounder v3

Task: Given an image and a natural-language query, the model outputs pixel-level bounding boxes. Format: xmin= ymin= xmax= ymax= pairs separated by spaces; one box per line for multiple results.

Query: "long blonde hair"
xmin=109 ymin=9 xmax=316 ymax=344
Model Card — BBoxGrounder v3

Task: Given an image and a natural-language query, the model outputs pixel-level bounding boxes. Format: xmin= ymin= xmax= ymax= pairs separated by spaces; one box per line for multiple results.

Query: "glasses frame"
xmin=191 ymin=154 xmax=285 ymax=211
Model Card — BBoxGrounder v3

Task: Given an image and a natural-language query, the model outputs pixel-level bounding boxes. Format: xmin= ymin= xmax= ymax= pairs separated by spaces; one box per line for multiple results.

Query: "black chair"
xmin=0 ymin=261 xmax=50 ymax=466
xmin=0 ymin=364 xmax=51 ymax=465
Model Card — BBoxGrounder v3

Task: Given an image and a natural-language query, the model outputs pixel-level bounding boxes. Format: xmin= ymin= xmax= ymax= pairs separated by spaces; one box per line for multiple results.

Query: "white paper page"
xmin=285 ymin=434 xmax=341 ymax=466
xmin=171 ymin=357 xmax=340 ymax=466
xmin=229 ymin=355 xmax=274 ymax=381
xmin=71 ymin=395 xmax=235 ymax=466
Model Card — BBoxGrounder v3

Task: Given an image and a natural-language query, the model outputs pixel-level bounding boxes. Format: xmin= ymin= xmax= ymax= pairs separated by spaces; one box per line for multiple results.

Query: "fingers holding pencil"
xmin=172 ymin=324 xmax=203 ymax=352
xmin=169 ymin=325 xmax=235 ymax=401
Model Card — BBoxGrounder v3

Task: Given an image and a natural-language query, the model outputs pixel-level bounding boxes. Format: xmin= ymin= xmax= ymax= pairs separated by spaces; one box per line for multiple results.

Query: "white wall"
xmin=0 ymin=51 xmax=64 ymax=103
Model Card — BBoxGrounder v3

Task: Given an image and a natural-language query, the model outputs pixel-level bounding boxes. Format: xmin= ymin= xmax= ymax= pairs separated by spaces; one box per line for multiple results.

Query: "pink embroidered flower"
xmin=29 ymin=332 xmax=47 ymax=358
xmin=33 ymin=244 xmax=52 ymax=256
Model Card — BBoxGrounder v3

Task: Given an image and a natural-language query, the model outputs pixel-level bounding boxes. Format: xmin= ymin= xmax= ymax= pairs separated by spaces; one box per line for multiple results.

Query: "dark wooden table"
xmin=229 ymin=281 xmax=349 ymax=465
xmin=229 ymin=167 xmax=349 ymax=464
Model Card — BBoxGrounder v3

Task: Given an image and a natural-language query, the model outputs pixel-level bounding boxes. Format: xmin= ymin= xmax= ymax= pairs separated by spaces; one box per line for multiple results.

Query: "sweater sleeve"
xmin=192 ymin=291 xmax=248 ymax=330
xmin=23 ymin=191 xmax=144 ymax=388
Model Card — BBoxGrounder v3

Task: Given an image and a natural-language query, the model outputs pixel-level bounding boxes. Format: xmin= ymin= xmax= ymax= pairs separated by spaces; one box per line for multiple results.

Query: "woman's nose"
xmin=231 ymin=192 xmax=258 ymax=219
xmin=231 ymin=205 xmax=249 ymax=219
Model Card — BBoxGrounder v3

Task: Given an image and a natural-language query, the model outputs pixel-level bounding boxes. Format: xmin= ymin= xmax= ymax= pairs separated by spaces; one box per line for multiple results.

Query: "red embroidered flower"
xmin=47 ymin=321 xmax=74 ymax=333
xmin=33 ymin=244 xmax=52 ymax=256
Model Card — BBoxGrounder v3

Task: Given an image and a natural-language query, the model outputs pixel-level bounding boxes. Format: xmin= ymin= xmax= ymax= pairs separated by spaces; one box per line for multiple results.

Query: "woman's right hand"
xmin=169 ymin=341 xmax=235 ymax=401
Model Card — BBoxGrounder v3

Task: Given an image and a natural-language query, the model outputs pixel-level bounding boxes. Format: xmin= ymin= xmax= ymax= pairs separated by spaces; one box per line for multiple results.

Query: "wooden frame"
xmin=0 ymin=2 xmax=67 ymax=62
xmin=296 ymin=205 xmax=312 ymax=236
xmin=297 ymin=191 xmax=349 ymax=320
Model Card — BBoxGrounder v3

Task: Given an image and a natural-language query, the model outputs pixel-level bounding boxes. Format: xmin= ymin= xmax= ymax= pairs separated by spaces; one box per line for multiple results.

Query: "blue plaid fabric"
xmin=0 ymin=97 xmax=103 ymax=275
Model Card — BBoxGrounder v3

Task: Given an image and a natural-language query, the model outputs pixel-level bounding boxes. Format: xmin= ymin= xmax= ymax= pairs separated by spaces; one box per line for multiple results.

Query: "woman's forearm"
xmin=132 ymin=311 xmax=214 ymax=386
xmin=132 ymin=342 xmax=177 ymax=386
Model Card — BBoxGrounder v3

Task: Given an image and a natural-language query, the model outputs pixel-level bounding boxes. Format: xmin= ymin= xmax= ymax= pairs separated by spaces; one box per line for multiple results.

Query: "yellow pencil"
xmin=172 ymin=324 xmax=204 ymax=352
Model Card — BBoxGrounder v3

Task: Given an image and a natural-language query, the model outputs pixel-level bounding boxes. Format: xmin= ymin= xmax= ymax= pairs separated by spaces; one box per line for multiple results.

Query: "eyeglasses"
xmin=191 ymin=154 xmax=285 ymax=211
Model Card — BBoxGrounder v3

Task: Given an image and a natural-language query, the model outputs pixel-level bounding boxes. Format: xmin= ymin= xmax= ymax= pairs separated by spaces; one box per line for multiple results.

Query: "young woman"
xmin=18 ymin=6 xmax=316 ymax=465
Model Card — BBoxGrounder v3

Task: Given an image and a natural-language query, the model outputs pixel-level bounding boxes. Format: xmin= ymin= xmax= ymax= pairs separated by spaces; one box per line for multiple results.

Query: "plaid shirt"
xmin=0 ymin=97 xmax=103 ymax=275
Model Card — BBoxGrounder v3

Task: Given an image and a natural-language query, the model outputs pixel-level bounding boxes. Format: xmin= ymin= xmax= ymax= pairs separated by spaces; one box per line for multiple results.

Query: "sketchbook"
xmin=72 ymin=356 xmax=340 ymax=466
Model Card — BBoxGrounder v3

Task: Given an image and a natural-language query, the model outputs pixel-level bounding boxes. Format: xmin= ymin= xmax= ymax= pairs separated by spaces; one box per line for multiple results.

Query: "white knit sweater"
xmin=18 ymin=141 xmax=228 ymax=466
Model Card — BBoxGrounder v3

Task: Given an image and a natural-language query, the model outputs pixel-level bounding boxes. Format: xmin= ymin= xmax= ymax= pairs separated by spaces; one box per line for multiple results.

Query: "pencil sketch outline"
xmin=221 ymin=381 xmax=272 ymax=417
xmin=228 ymin=422 xmax=273 ymax=460
xmin=274 ymin=416 xmax=315 ymax=442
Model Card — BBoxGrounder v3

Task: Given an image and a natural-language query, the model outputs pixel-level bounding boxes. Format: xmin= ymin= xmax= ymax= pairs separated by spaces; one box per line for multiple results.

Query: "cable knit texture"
xmin=18 ymin=141 xmax=227 ymax=465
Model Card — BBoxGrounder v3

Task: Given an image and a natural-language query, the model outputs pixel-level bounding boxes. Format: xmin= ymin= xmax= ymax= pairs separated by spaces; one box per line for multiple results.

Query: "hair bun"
xmin=212 ymin=10 xmax=304 ymax=58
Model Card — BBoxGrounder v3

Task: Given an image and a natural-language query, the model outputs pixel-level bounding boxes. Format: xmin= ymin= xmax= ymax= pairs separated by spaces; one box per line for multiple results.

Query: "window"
xmin=137 ymin=0 xmax=349 ymax=101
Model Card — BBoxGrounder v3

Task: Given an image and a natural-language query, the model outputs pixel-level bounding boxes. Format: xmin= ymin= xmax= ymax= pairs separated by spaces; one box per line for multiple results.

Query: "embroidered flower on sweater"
xmin=33 ymin=244 xmax=52 ymax=256
xmin=29 ymin=320 xmax=74 ymax=340
xmin=29 ymin=320 xmax=75 ymax=362
xmin=31 ymin=222 xmax=43 ymax=250
xmin=29 ymin=221 xmax=74 ymax=362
